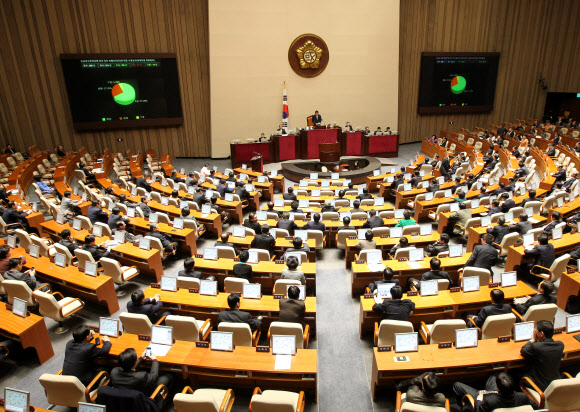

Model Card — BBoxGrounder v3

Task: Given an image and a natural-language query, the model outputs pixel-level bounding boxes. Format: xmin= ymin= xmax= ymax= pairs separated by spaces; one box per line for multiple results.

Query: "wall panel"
xmin=0 ymin=0 xmax=210 ymax=157
xmin=399 ymin=0 xmax=580 ymax=144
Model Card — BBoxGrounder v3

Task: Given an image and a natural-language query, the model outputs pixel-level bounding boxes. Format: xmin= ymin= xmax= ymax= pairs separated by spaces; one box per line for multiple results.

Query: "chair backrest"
xmin=351 ymin=212 xmax=367 ymax=220
xmin=379 ymin=211 xmax=394 ymax=219
xmin=54 ymin=243 xmax=74 ymax=265
xmin=402 ymin=225 xmax=420 ymax=235
xmin=250 ymin=390 xmax=300 ymax=412
xmin=322 ymin=212 xmax=339 ymax=221
xmin=377 ymin=320 xmax=414 ymax=346
xmin=400 ymin=399 xmax=447 ymax=412
xmin=462 ymin=267 xmax=491 ymax=285
xmin=150 ymin=191 xmax=162 ymax=203
xmin=372 ymin=227 xmax=389 ymax=237
xmin=306 ymin=230 xmax=324 ymax=249
xmin=33 ymin=290 xmax=63 ymax=320
xmin=272 ymin=228 xmax=289 ymax=238
xmin=493 ymin=407 xmax=534 ymax=412
xmin=39 ymin=374 xmax=87 ymax=408
xmin=269 ymin=321 xmax=305 ymax=349
xmin=481 ymin=313 xmax=516 ymax=340
xmin=218 ymin=322 xmax=253 ymax=347
xmin=14 ymin=229 xmax=32 ymax=251
xmin=75 ymin=215 xmax=93 ymax=231
xmin=224 ymin=277 xmax=249 ymax=293
xmin=543 ymin=377 xmax=580 ymax=412
xmin=119 ymin=313 xmax=153 ymax=335
xmin=165 ymin=315 xmax=201 ymax=342
xmin=490 ymin=213 xmax=504 ymax=224
xmin=3 ymin=280 xmax=34 ymax=305
xmin=248 ymin=248 xmax=270 ymax=262
xmin=145 ymin=236 xmax=164 ymax=254
xmin=337 ymin=230 xmax=356 ymax=249
xmin=393 ymin=247 xmax=416 ymax=260
xmin=498 ymin=232 xmax=520 ymax=257
xmin=74 ymin=248 xmax=96 ymax=270
xmin=359 ymin=249 xmax=382 ymax=263
xmin=549 ymin=253 xmax=570 ymax=282
xmin=99 ymin=257 xmax=124 ymax=284
xmin=429 ymin=319 xmax=466 ymax=344
xmin=177 ymin=276 xmax=201 ymax=290
xmin=274 ymin=279 xmax=301 ymax=295
xmin=523 ymin=303 xmax=558 ymax=325
xmin=215 ymin=246 xmax=236 ymax=259
xmin=95 ymin=222 xmax=112 ymax=237
xmin=30 ymin=235 xmax=53 ymax=257
xmin=433 ymin=204 xmax=451 ymax=221
xmin=334 ymin=199 xmax=349 ymax=207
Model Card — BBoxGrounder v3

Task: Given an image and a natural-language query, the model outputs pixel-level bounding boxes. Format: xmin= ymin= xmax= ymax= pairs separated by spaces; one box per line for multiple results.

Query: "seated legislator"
xmin=312 ymin=110 xmax=322 ymax=125
xmin=486 ymin=216 xmax=509 ymax=245
xmin=427 ymin=178 xmax=439 ymax=193
xmin=250 ymin=225 xmax=276 ymax=254
xmin=234 ymin=181 xmax=250 ymax=200
xmin=244 ymin=212 xmax=262 ymax=234
xmin=104 ymin=187 xmax=120 ymax=203
xmin=278 ymin=212 xmax=299 ymax=236
xmin=215 ymin=233 xmax=240 ymax=256
xmin=87 ymin=200 xmax=109 ymax=224
xmin=357 ymin=188 xmax=374 ymax=200
xmin=520 ymin=320 xmax=565 ymax=391
xmin=338 ymin=216 xmax=355 ymax=231
xmin=127 ymin=290 xmax=171 ymax=325
xmin=233 ymin=250 xmax=253 ymax=281
xmin=4 ymin=258 xmax=49 ymax=291
xmin=514 ymin=280 xmax=556 ymax=316
xmin=398 ymin=372 xmax=446 ymax=408
xmin=59 ymin=229 xmax=79 ymax=255
xmin=137 ymin=196 xmax=152 ymax=219
xmin=449 ymin=203 xmax=472 ymax=238
xmin=281 ymin=256 xmax=306 ymax=285
xmin=279 ymin=285 xmax=306 ymax=324
xmin=426 ymin=233 xmax=450 ymax=257
xmin=34 ymin=175 xmax=54 ymax=196
xmin=107 ymin=207 xmax=129 ymax=230
xmin=218 ymin=294 xmax=263 ymax=330
xmin=409 ymin=170 xmax=422 ymax=189
xmin=283 ymin=237 xmax=310 ymax=258
xmin=136 ymin=171 xmax=152 ymax=192
xmin=466 ymin=289 xmax=511 ymax=328
xmin=146 ymin=224 xmax=179 ymax=256
xmin=0 ymin=245 xmax=25 ymax=275
xmin=62 ymin=325 xmax=111 ymax=386
xmin=518 ymin=234 xmax=555 ymax=284
xmin=77 ymin=163 xmax=96 ymax=184
xmin=389 ymin=237 xmax=409 ymax=258
xmin=56 ymin=145 xmax=67 ymax=157
xmin=499 ymin=193 xmax=515 ymax=213
xmin=543 ymin=211 xmax=562 ymax=237
xmin=350 ymin=200 xmax=363 ymax=214
xmin=356 ymin=230 xmax=376 ymax=250
xmin=83 ymin=235 xmax=110 ymax=260
xmin=169 ymin=170 xmax=185 ymax=184
xmin=114 ymin=221 xmax=142 ymax=244
xmin=368 ymin=267 xmax=400 ymax=293
xmin=509 ymin=213 xmax=532 ymax=237
xmin=320 ymin=200 xmax=338 ymax=213
xmin=283 ymin=187 xmax=297 ymax=201
xmin=178 ymin=257 xmax=203 ymax=279
xmin=363 ymin=210 xmax=383 ymax=228
xmin=464 ymin=234 xmax=498 ymax=275
xmin=395 ymin=210 xmax=416 ymax=227
xmin=303 ymin=213 xmax=326 ymax=231
xmin=191 ymin=187 xmax=208 ymax=207
xmin=409 ymin=257 xmax=453 ymax=290
xmin=3 ymin=201 xmax=39 ymax=235
xmin=372 ymin=285 xmax=415 ymax=322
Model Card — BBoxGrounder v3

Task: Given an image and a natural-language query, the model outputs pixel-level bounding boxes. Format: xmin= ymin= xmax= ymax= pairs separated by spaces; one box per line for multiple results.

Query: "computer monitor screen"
xmin=114 ymin=231 xmax=125 ymax=244
xmin=357 ymin=229 xmax=368 ymax=240
xmin=331 ymin=173 xmax=339 ymax=179
xmin=224 ymin=193 xmax=234 ymax=202
xmin=272 ymin=335 xmax=296 ymax=355
xmin=523 ymin=233 xmax=535 ymax=247
xmin=172 ymin=218 xmax=184 ymax=230
xmin=56 ymin=213 xmax=65 ymax=224
xmin=425 ymin=192 xmax=434 ymax=201
xmin=73 ymin=219 xmax=82 ymax=231
xmin=501 ymin=271 xmax=517 ymax=287
xmin=310 ymin=173 xmax=318 ymax=180
xmin=12 ymin=297 xmax=27 ymax=318
xmin=85 ymin=261 xmax=98 ymax=277
xmin=471 ymin=199 xmax=479 ymax=208
xmin=245 ymin=184 xmax=253 ymax=192
xmin=4 ymin=388 xmax=30 ymax=412
xmin=78 ymin=402 xmax=106 ymax=412
xmin=311 ymin=189 xmax=321 ymax=197
xmin=242 ymin=283 xmax=261 ymax=299
xmin=28 ymin=244 xmax=40 ymax=259
xmin=394 ymin=332 xmax=419 ymax=353
xmin=247 ymin=250 xmax=259 ymax=264
xmin=420 ymin=225 xmax=432 ymax=236
xmin=258 ymin=176 xmax=267 ymax=183
xmin=455 ymin=328 xmax=479 ymax=348
xmin=151 ymin=325 xmax=173 ymax=345
xmin=233 ymin=226 xmax=246 ymax=238
xmin=552 ymin=227 xmax=563 ymax=240
xmin=339 ymin=212 xmax=351 ymax=220
xmin=274 ymin=199 xmax=284 ymax=207
xmin=199 ymin=280 xmax=218 ymax=296
xmin=205 ymin=190 xmax=214 ymax=199
xmin=210 ymin=331 xmax=233 ymax=351
xmin=566 ymin=314 xmax=580 ymax=333
xmin=93 ymin=225 xmax=103 ymax=237
xmin=480 ymin=216 xmax=491 ymax=226
xmin=376 ymin=283 xmax=396 ymax=299
xmin=294 ymin=230 xmax=308 ymax=241
xmin=160 ymin=276 xmax=177 ymax=292
xmin=513 ymin=321 xmax=535 ymax=342
xmin=462 ymin=276 xmax=480 ymax=292
xmin=99 ymin=317 xmax=119 ymax=338
xmin=161 ymin=197 xmax=169 ymax=206
xmin=420 ymin=280 xmax=439 ymax=296
xmin=374 ymin=197 xmax=385 ymax=206
xmin=409 ymin=248 xmax=424 ymax=262
xmin=394 ymin=209 xmax=405 ymax=219
xmin=390 ymin=227 xmax=403 ymax=238
xmin=201 ymin=204 xmax=211 ymax=214
xmin=6 ymin=236 xmax=16 ymax=249
xmin=504 ymin=212 xmax=513 ymax=222
xmin=449 ymin=244 xmax=463 ymax=258
xmin=256 ymin=211 xmax=267 ymax=221
xmin=203 ymin=248 xmax=218 ymax=261
xmin=449 ymin=203 xmax=459 ymax=212
xmin=403 ymin=184 xmax=412 ymax=192
xmin=54 ymin=253 xmax=67 ymax=268
xmin=365 ymin=250 xmax=383 ymax=264
xmin=149 ymin=213 xmax=158 ymax=224
xmin=138 ymin=238 xmax=150 ymax=250
xmin=298 ymin=199 xmax=309 ymax=208
xmin=444 ymin=189 xmax=452 ymax=198
xmin=127 ymin=208 xmax=136 ymax=218
xmin=286 ymin=285 xmax=306 ymax=300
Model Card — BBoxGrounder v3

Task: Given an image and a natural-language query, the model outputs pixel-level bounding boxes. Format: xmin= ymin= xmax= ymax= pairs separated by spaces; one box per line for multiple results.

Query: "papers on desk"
xmin=149 ymin=343 xmax=171 ymax=357
xmin=514 ymin=296 xmax=529 ymax=305
xmin=100 ymin=240 xmax=117 ymax=249
xmin=374 ymin=295 xmax=383 ymax=305
xmin=367 ymin=263 xmax=386 ymax=272
xmin=274 ymin=354 xmax=292 ymax=370
xmin=201 ymin=213 xmax=209 ymax=218
xmin=528 ymin=218 xmax=539 ymax=224
xmin=407 ymin=261 xmax=422 ymax=269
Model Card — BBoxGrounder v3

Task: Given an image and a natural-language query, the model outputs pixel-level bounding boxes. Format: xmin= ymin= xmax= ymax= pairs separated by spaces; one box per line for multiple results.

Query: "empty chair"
xmin=249 ymin=248 xmax=272 ymax=262
xmin=374 ymin=320 xmax=414 ymax=346
xmin=351 ymin=212 xmax=367 ymax=220
xmin=379 ymin=211 xmax=395 ymax=219
xmin=146 ymin=236 xmax=172 ymax=260
xmin=530 ymin=253 xmax=570 ymax=286
xmin=402 ymin=225 xmax=421 ymax=235
xmin=215 ymin=246 xmax=236 ymax=259
xmin=459 ymin=267 xmax=491 ymax=286
xmin=30 ymin=234 xmax=56 ymax=257
xmin=249 ymin=387 xmax=305 ymax=412
xmin=322 ymin=212 xmax=339 ymax=221
xmin=76 ymin=215 xmax=93 ymax=231
xmin=120 ymin=312 xmax=154 ymax=335
xmin=419 ymin=319 xmax=466 ymax=344
xmin=429 ymin=204 xmax=450 ymax=221
xmin=274 ymin=279 xmax=301 ymax=295
xmin=497 ymin=232 xmax=520 ymax=258
xmin=271 ymin=228 xmax=290 ymax=238
xmin=268 ymin=321 xmax=310 ymax=349
xmin=173 ymin=387 xmax=235 ymax=412
xmin=165 ymin=315 xmax=211 ymax=342
xmin=468 ymin=313 xmax=516 ymax=340
xmin=217 ymin=322 xmax=260 ymax=347
xmin=100 ymin=257 xmax=140 ymax=296
xmin=176 ymin=277 xmax=201 ymax=290
xmin=527 ymin=227 xmax=544 ymax=241
xmin=224 ymin=277 xmax=248 ymax=293
xmin=358 ymin=249 xmax=384 ymax=263
xmin=39 ymin=371 xmax=110 ymax=408
xmin=14 ymin=229 xmax=35 ymax=251
xmin=33 ymin=290 xmax=84 ymax=334
xmin=372 ymin=227 xmax=389 ymax=237
xmin=306 ymin=230 xmax=325 ymax=250
xmin=513 ymin=303 xmax=558 ymax=325
xmin=520 ymin=376 xmax=580 ymax=411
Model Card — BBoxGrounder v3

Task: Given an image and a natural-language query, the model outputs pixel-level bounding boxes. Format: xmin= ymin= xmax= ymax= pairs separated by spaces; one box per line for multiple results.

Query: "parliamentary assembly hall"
xmin=0 ymin=0 xmax=580 ymax=411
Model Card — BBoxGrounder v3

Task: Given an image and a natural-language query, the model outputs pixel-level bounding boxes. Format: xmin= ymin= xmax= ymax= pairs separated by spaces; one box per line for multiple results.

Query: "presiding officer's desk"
xmin=505 ymin=232 xmax=580 ymax=272
xmin=351 ymin=254 xmax=471 ymax=296
xmin=100 ymin=331 xmax=317 ymax=399
xmin=0 ymin=302 xmax=54 ymax=364
xmin=143 ymin=287 xmax=317 ymax=336
xmin=189 ymin=257 xmax=317 ymax=295
xmin=359 ymin=281 xmax=536 ymax=336
xmin=371 ymin=331 xmax=580 ymax=400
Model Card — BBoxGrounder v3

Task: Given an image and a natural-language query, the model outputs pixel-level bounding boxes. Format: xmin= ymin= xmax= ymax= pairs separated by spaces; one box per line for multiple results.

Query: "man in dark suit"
xmin=177 ymin=257 xmax=203 ymax=279
xmin=215 ymin=233 xmax=239 ymax=256
xmin=521 ymin=320 xmax=565 ymax=391
xmin=243 ymin=213 xmax=262 ymax=234
xmin=277 ymin=212 xmax=299 ymax=236
xmin=283 ymin=187 xmax=297 ymax=201
xmin=542 ymin=211 xmax=562 ymax=237
xmin=303 ymin=213 xmax=326 ymax=231
xmin=312 ymin=110 xmax=322 ymax=125
xmin=374 ymin=127 xmax=383 ymax=135
xmin=368 ymin=267 xmax=400 ymax=293
xmin=356 ymin=188 xmax=374 ymax=200
xmin=82 ymin=235 xmax=110 ymax=260
xmin=136 ymin=172 xmax=152 ymax=192
xmin=363 ymin=210 xmax=383 ymax=228
xmin=59 ymin=229 xmax=79 ymax=255
xmin=218 ymin=294 xmax=263 ymax=330
xmin=519 ymin=234 xmax=555 ymax=283
xmin=191 ymin=187 xmax=208 ymax=207
xmin=62 ymin=325 xmax=111 ymax=386
xmin=520 ymin=190 xmax=537 ymax=207
xmin=215 ymin=179 xmax=233 ymax=197
xmin=107 ymin=207 xmax=130 ymax=230
xmin=487 ymin=200 xmax=502 ymax=215
xmin=546 ymin=143 xmax=556 ymax=157
xmin=486 ymin=216 xmax=509 ymax=245
xmin=146 ymin=224 xmax=179 ymax=255
xmin=467 ymin=289 xmax=512 ymax=328
xmin=279 ymin=286 xmax=306 ymax=324
xmin=509 ymin=213 xmax=532 ymax=237
xmin=137 ymin=196 xmax=152 ymax=219
xmin=2 ymin=201 xmax=38 ymax=235
xmin=127 ymin=290 xmax=171 ymax=324
xmin=409 ymin=170 xmax=422 ymax=189
xmin=87 ymin=200 xmax=108 ymax=224
xmin=496 ymin=124 xmax=506 ymax=137
xmin=411 ymin=257 xmax=454 ymax=290
xmin=372 ymin=285 xmax=415 ymax=321
xmin=338 ymin=216 xmax=355 ymax=231
xmin=250 ymin=225 xmax=276 ymax=254
xmin=234 ymin=181 xmax=250 ymax=200
xmin=426 ymin=233 xmax=450 ymax=257
xmin=514 ymin=281 xmax=556 ymax=315
xmin=514 ymin=161 xmax=530 ymax=180
xmin=344 ymin=122 xmax=353 ymax=131
xmin=563 ymin=171 xmax=578 ymax=191
xmin=439 ymin=156 xmax=451 ymax=176
xmin=4 ymin=258 xmax=48 ymax=291
xmin=320 ymin=200 xmax=338 ymax=213
xmin=453 ymin=372 xmax=531 ymax=411
xmin=169 ymin=170 xmax=185 ymax=183
xmin=552 ymin=163 xmax=566 ymax=183
xmin=233 ymin=250 xmax=253 ymax=280
xmin=426 ymin=179 xmax=439 ymax=193
xmin=464 ymin=234 xmax=498 ymax=275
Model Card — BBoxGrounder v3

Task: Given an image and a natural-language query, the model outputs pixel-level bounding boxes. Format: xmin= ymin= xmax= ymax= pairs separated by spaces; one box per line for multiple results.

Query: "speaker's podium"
xmin=319 ymin=142 xmax=340 ymax=163
xmin=250 ymin=155 xmax=263 ymax=173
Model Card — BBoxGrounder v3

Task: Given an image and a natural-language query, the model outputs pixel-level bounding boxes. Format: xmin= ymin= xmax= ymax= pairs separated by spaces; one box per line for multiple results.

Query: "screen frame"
xmin=78 ymin=402 xmax=107 ymax=412
xmin=4 ymin=387 xmax=30 ymax=412
xmin=513 ymin=321 xmax=535 ymax=342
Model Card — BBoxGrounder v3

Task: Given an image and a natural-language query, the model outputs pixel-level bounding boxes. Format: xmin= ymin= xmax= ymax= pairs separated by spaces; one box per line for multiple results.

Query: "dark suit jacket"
xmin=564 ymin=177 xmax=577 ymax=190
xmin=278 ymin=219 xmax=298 ymax=235
xmin=510 ymin=221 xmax=532 ymax=236
xmin=135 ymin=177 xmax=151 ymax=191
xmin=177 ymin=269 xmax=203 ymax=279
xmin=521 ymin=338 xmax=565 ymax=391
xmin=233 ymin=263 xmax=253 ymax=280
xmin=216 ymin=184 xmax=232 ymax=197
xmin=500 ymin=199 xmax=515 ymax=213
xmin=88 ymin=206 xmax=108 ymax=224
xmin=474 ymin=392 xmax=531 ymax=412
xmin=471 ymin=303 xmax=512 ymax=327
xmin=552 ymin=169 xmax=566 ymax=182
xmin=421 ymin=270 xmax=453 ymax=286
xmin=279 ymin=298 xmax=306 ymax=324
xmin=283 ymin=193 xmax=297 ymax=201
xmin=62 ymin=340 xmax=112 ymax=385
xmin=2 ymin=208 xmax=25 ymax=225
xmin=487 ymin=224 xmax=509 ymax=244
xmin=108 ymin=213 xmax=129 ymax=230
xmin=426 ymin=242 xmax=448 ymax=257
xmin=312 ymin=114 xmax=322 ymax=124
xmin=111 ymin=361 xmax=159 ymax=395
xmin=191 ymin=192 xmax=208 ymax=207
xmin=372 ymin=299 xmax=415 ymax=321
xmin=127 ymin=298 xmax=164 ymax=323
xmin=357 ymin=193 xmax=374 ymax=200
xmin=427 ymin=184 xmax=439 ymax=193
xmin=234 ymin=187 xmax=250 ymax=199
xmin=59 ymin=239 xmax=79 ymax=255
xmin=302 ymin=221 xmax=325 ymax=231
xmin=410 ymin=176 xmax=422 ymax=188
xmin=243 ymin=219 xmax=262 ymax=234
xmin=218 ymin=308 xmax=261 ymax=330
xmin=464 ymin=243 xmax=498 ymax=273
xmin=524 ymin=243 xmax=555 ymax=269
xmin=547 ymin=148 xmax=556 ymax=157
xmin=250 ymin=234 xmax=275 ymax=253
xmin=440 ymin=158 xmax=451 ymax=175
xmin=363 ymin=215 xmax=384 ymax=228
xmin=514 ymin=293 xmax=556 ymax=315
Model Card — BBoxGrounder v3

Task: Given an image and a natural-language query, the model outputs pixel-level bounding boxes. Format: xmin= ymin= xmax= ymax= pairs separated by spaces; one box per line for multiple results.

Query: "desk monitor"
xmin=99 ymin=317 xmax=119 ymax=338
xmin=201 ymin=204 xmax=212 ymax=215
xmin=272 ymin=335 xmax=296 ymax=355
xmin=274 ymin=198 xmax=284 ymax=207
xmin=286 ymin=284 xmax=306 ymax=300
xmin=137 ymin=237 xmax=150 ymax=250
xmin=394 ymin=209 xmax=405 ymax=219
xmin=357 ymin=229 xmax=368 ymax=240
xmin=92 ymin=225 xmax=103 ymax=237
xmin=271 ymin=170 xmax=278 ymax=177
xmin=173 ymin=218 xmax=184 ymax=230
xmin=420 ymin=224 xmax=432 ymax=236
xmin=151 ymin=325 xmax=173 ymax=346
xmin=200 ymin=280 xmax=218 ymax=296
xmin=224 ymin=193 xmax=234 ymax=202
xmin=514 ymin=321 xmax=535 ymax=342
xmin=523 ymin=233 xmax=535 ymax=247
xmin=394 ymin=332 xmax=419 ymax=353
xmin=54 ymin=252 xmax=67 ymax=268
xmin=331 ymin=173 xmax=340 ymax=179
xmin=349 ymin=199 xmax=356 ymax=207
xmin=444 ymin=189 xmax=452 ymax=198
xmin=425 ymin=192 xmax=434 ymax=201
xmin=449 ymin=244 xmax=463 ymax=258
xmin=403 ymin=184 xmax=412 ymax=192
xmin=245 ymin=184 xmax=254 ymax=192
xmin=107 ymin=201 xmax=115 ymax=211
xmin=552 ymin=227 xmax=563 ymax=240
xmin=501 ymin=271 xmax=517 ymax=287
xmin=239 ymin=173 xmax=247 ymax=181
xmin=557 ymin=197 xmax=564 ymax=207
xmin=310 ymin=173 xmax=318 ymax=180
xmin=525 ymin=207 xmax=534 ymax=217
xmin=420 ymin=280 xmax=439 ymax=296
xmin=311 ymin=189 xmax=321 ymax=197
xmin=462 ymin=276 xmax=480 ymax=292
xmin=161 ymin=276 xmax=177 ymax=292
xmin=386 ymin=176 xmax=394 ymax=183
xmin=211 ymin=331 xmax=234 ymax=351
xmin=161 ymin=197 xmax=169 ymax=206
xmin=294 ymin=230 xmax=308 ymax=241
xmin=188 ymin=186 xmax=196 ymax=195
xmin=376 ymin=283 xmax=396 ymax=299
xmin=358 ymin=187 xmax=364 ymax=195
xmin=435 ymin=176 xmax=444 ymax=185
xmin=288 ymin=213 xmax=295 ymax=221
xmin=258 ymin=176 xmax=267 ymax=183
xmin=205 ymin=190 xmax=215 ymax=199
xmin=12 ymin=297 xmax=27 ymax=318
xmin=233 ymin=226 xmax=246 ymax=238
xmin=404 ymin=173 xmax=411 ymax=181
xmin=78 ymin=403 xmax=106 ymax=412
xmin=409 ymin=248 xmax=424 ymax=262
xmin=455 ymin=328 xmax=478 ymax=348
xmin=242 ymin=283 xmax=261 ymax=299
xmin=131 ymin=186 xmax=138 ymax=196
xmin=203 ymin=248 xmax=218 ymax=261
xmin=567 ymin=314 xmax=580 ymax=333
xmin=4 ymin=387 xmax=30 ymax=412
xmin=73 ymin=218 xmax=82 ymax=231
xmin=54 ymin=212 xmax=65 ymax=224
xmin=505 ymin=212 xmax=514 ymax=223
xmin=149 ymin=213 xmax=159 ymax=224
xmin=32 ymin=202 xmax=39 ymax=212
xmin=28 ymin=244 xmax=40 ymax=259
xmin=320 ymin=180 xmax=329 ymax=188
xmin=127 ymin=207 xmax=136 ymax=218
xmin=248 ymin=250 xmax=259 ymax=264
xmin=374 ymin=197 xmax=385 ymax=206
xmin=114 ymin=231 xmax=125 ymax=244
xmin=390 ymin=227 xmax=403 ymax=238
xmin=471 ymin=199 xmax=480 ymax=208
xmin=226 ymin=182 xmax=235 ymax=190
xmin=373 ymin=170 xmax=381 ymax=177
xmin=420 ymin=170 xmax=425 ymax=177
xmin=299 ymin=199 xmax=309 ymax=208
xmin=480 ymin=216 xmax=491 ymax=227
xmin=299 ymin=180 xmax=308 ymax=187
xmin=161 ymin=179 xmax=168 ymax=187
xmin=339 ymin=212 xmax=351 ymax=221
xmin=285 ymin=252 xmax=302 ymax=265
xmin=449 ymin=203 xmax=459 ymax=213
xmin=85 ymin=261 xmax=98 ymax=277
xmin=334 ymin=189 xmax=341 ymax=196
xmin=256 ymin=211 xmax=267 ymax=221
xmin=366 ymin=250 xmax=383 ymax=265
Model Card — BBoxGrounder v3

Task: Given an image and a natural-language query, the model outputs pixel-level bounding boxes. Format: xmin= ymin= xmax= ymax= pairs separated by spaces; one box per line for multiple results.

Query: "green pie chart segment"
xmin=450 ymin=76 xmax=466 ymax=94
xmin=112 ymin=83 xmax=136 ymax=105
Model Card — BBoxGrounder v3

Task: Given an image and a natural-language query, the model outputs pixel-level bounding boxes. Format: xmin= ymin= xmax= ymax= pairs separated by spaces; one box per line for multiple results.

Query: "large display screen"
xmin=418 ymin=52 xmax=500 ymax=114
xmin=61 ymin=53 xmax=183 ymax=130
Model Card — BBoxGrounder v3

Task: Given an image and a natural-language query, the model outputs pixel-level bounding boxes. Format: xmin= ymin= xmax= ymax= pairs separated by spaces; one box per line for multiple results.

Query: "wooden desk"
xmin=371 ymin=331 xmax=580 ymax=400
xmin=6 ymin=189 xmax=46 ymax=236
xmin=0 ymin=302 xmax=54 ymax=364
xmin=557 ymin=271 xmax=580 ymax=311
xmin=41 ymin=220 xmax=110 ymax=245
xmin=147 ymin=200 xmax=222 ymax=238
xmin=505 ymin=232 xmax=580 ymax=271
xmin=234 ymin=168 xmax=285 ymax=193
xmin=127 ymin=217 xmax=197 ymax=256
xmin=359 ymin=281 xmax=536 ymax=336
xmin=395 ymin=189 xmax=427 ymax=209
xmin=216 ymin=236 xmax=317 ymax=261
xmin=143 ymin=287 xmax=317 ymax=335
xmin=112 ymin=242 xmax=163 ymax=282
xmin=103 ymin=332 xmax=317 ymax=398
xmin=465 ymin=215 xmax=547 ymax=252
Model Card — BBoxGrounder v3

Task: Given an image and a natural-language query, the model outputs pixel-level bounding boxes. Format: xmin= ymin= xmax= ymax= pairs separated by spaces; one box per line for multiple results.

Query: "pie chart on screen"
xmin=112 ymin=83 xmax=136 ymax=105
xmin=450 ymin=76 xmax=466 ymax=94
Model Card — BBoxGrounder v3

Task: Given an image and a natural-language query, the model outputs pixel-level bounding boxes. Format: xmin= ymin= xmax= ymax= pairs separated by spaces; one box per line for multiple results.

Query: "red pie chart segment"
xmin=112 ymin=83 xmax=123 ymax=97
